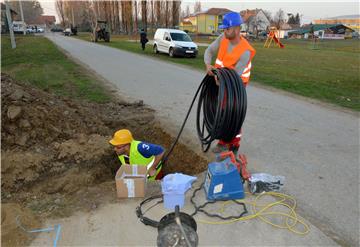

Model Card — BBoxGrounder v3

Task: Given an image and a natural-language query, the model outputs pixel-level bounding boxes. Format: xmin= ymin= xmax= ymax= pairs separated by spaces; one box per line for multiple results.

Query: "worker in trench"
xmin=109 ymin=129 xmax=164 ymax=180
xmin=204 ymin=12 xmax=256 ymax=154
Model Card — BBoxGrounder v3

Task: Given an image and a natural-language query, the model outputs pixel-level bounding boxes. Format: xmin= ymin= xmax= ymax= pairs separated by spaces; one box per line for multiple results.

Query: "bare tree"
xmin=141 ymin=0 xmax=147 ymax=31
xmin=252 ymin=16 xmax=266 ymax=37
xmin=194 ymin=1 xmax=201 ymax=13
xmin=273 ymin=9 xmax=285 ymax=29
xmin=10 ymin=0 xmax=43 ymax=23
xmin=155 ymin=0 xmax=161 ymax=28
xmin=127 ymin=1 xmax=133 ymax=34
xmin=114 ymin=0 xmax=121 ymax=33
xmin=263 ymin=10 xmax=272 ymax=23
xmin=149 ymin=0 xmax=155 ymax=32
xmin=121 ymin=1 xmax=126 ymax=32
xmin=185 ymin=5 xmax=190 ymax=17
xmin=82 ymin=0 xmax=97 ymax=41
xmin=172 ymin=0 xmax=181 ymax=27
xmin=134 ymin=0 xmax=139 ymax=33
xmin=164 ymin=0 xmax=169 ymax=28
xmin=55 ymin=0 xmax=65 ymax=26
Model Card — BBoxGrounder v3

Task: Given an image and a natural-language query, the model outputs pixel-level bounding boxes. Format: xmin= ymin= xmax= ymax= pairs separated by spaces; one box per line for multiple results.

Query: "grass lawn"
xmin=76 ymin=32 xmax=360 ymax=111
xmin=1 ymin=35 xmax=110 ymax=103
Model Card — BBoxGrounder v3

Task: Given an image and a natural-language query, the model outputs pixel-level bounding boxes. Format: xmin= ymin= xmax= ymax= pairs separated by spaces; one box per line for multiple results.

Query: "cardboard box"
xmin=115 ymin=165 xmax=147 ymax=198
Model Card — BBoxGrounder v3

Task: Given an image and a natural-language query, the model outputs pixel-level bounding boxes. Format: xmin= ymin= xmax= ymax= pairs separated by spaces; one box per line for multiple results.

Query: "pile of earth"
xmin=1 ymin=73 xmax=208 ymax=220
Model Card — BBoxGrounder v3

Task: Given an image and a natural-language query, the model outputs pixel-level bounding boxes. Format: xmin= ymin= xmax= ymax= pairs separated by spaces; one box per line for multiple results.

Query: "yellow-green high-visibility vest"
xmin=118 ymin=140 xmax=162 ymax=180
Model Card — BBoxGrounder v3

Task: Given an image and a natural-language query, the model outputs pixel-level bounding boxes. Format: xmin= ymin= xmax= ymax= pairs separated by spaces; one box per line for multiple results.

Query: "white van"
xmin=13 ymin=21 xmax=27 ymax=34
xmin=153 ymin=29 xmax=198 ymax=58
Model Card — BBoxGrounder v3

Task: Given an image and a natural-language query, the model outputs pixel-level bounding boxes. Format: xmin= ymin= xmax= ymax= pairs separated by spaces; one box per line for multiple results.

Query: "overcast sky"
xmin=40 ymin=0 xmax=359 ymax=24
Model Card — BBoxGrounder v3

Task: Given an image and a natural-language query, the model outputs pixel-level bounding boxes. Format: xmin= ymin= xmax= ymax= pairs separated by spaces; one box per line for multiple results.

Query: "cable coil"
xmin=163 ymin=68 xmax=247 ymax=161
xmin=196 ymin=68 xmax=247 ymax=151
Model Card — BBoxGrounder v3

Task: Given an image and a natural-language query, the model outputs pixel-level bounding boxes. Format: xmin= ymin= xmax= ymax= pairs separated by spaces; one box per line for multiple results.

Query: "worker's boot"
xmin=211 ymin=143 xmax=228 ymax=154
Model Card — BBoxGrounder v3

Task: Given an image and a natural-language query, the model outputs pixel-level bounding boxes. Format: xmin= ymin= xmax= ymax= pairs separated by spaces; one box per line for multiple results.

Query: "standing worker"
xmin=204 ymin=12 xmax=256 ymax=154
xmin=140 ymin=29 xmax=148 ymax=51
xmin=109 ymin=129 xmax=164 ymax=180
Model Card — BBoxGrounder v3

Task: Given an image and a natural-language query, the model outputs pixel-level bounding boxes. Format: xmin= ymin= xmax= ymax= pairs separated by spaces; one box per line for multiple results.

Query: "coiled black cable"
xmin=196 ymin=68 xmax=247 ymax=152
xmin=163 ymin=68 xmax=247 ymax=162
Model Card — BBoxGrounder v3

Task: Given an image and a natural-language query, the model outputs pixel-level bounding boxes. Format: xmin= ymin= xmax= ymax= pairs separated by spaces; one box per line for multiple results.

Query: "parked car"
xmin=26 ymin=27 xmax=35 ymax=34
xmin=63 ymin=28 xmax=72 ymax=36
xmin=153 ymin=28 xmax=198 ymax=58
xmin=37 ymin=28 xmax=44 ymax=33
xmin=51 ymin=27 xmax=63 ymax=32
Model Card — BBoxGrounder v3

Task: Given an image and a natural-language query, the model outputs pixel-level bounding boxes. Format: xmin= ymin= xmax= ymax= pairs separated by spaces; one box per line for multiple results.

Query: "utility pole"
xmin=5 ymin=1 xmax=16 ymax=49
xmin=19 ymin=0 xmax=26 ymax=35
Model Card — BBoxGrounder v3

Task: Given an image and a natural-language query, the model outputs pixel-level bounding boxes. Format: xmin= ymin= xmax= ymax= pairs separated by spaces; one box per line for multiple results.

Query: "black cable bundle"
xmin=163 ymin=68 xmax=247 ymax=162
xmin=196 ymin=68 xmax=247 ymax=152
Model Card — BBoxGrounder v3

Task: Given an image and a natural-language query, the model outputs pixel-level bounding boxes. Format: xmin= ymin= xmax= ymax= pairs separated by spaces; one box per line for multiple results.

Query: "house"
xmin=288 ymin=24 xmax=354 ymax=39
xmin=27 ymin=15 xmax=56 ymax=30
xmin=180 ymin=8 xmax=233 ymax=34
xmin=1 ymin=3 xmax=18 ymax=33
xmin=314 ymin=15 xmax=360 ymax=33
xmin=278 ymin=23 xmax=301 ymax=38
xmin=240 ymin=9 xmax=271 ymax=34
xmin=180 ymin=14 xmax=198 ymax=33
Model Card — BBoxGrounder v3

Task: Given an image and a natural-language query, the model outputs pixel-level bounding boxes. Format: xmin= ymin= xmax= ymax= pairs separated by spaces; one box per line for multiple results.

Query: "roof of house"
xmin=240 ymin=9 xmax=263 ymax=22
xmin=27 ymin=15 xmax=56 ymax=25
xmin=185 ymin=8 xmax=233 ymax=17
xmin=205 ymin=8 xmax=232 ymax=15
xmin=280 ymin=23 xmax=301 ymax=30
xmin=288 ymin=24 xmax=354 ymax=35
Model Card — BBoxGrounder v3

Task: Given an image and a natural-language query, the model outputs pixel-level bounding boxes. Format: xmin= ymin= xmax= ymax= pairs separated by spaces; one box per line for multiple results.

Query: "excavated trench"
xmin=1 ymin=73 xmax=208 ymax=246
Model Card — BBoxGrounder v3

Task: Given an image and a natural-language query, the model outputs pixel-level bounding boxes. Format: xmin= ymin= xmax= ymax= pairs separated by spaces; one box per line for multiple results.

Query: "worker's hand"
xmin=147 ymin=167 xmax=156 ymax=177
xmin=206 ymin=64 xmax=215 ymax=76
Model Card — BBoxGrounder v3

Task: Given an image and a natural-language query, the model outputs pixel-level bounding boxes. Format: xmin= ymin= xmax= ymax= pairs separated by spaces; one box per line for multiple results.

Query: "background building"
xmin=314 ymin=15 xmax=360 ymax=33
xmin=288 ymin=24 xmax=354 ymax=39
xmin=180 ymin=8 xmax=233 ymax=34
xmin=240 ymin=9 xmax=271 ymax=34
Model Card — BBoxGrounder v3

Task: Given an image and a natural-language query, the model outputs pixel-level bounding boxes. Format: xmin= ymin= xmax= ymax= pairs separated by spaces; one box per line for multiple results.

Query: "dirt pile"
xmin=1 ymin=73 xmax=153 ymax=197
xmin=1 ymin=73 xmax=208 ymax=218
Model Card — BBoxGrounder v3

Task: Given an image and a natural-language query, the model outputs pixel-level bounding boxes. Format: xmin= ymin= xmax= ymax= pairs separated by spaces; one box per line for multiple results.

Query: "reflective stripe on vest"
xmin=215 ymin=36 xmax=256 ymax=85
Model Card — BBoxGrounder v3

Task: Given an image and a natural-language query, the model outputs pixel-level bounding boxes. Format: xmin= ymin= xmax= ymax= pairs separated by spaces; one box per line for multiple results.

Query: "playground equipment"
xmin=264 ymin=28 xmax=284 ymax=48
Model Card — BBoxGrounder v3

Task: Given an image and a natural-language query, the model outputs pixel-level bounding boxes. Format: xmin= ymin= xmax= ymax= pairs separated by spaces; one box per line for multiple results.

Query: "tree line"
xmin=55 ymin=0 xmax=181 ymax=34
xmin=8 ymin=0 xmax=43 ymax=24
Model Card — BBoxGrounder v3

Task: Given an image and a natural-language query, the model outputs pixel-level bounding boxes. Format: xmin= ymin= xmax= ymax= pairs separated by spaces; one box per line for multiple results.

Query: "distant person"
xmin=109 ymin=129 xmax=164 ymax=180
xmin=204 ymin=12 xmax=256 ymax=154
xmin=35 ymin=25 xmax=38 ymax=33
xmin=140 ymin=29 xmax=148 ymax=51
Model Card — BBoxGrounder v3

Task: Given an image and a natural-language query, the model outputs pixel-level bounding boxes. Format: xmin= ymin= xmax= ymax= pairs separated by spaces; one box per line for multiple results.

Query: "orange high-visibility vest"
xmin=215 ymin=36 xmax=256 ymax=85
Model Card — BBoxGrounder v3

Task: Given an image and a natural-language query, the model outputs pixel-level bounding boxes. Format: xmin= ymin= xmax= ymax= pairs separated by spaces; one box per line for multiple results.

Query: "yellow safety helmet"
xmin=109 ymin=129 xmax=133 ymax=146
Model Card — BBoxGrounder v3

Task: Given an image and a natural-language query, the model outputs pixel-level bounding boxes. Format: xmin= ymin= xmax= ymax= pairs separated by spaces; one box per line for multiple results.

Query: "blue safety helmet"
xmin=219 ymin=12 xmax=243 ymax=29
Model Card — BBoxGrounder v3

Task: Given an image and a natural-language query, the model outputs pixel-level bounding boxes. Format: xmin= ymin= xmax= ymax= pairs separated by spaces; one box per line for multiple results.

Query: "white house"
xmin=278 ymin=23 xmax=300 ymax=38
xmin=240 ymin=9 xmax=271 ymax=34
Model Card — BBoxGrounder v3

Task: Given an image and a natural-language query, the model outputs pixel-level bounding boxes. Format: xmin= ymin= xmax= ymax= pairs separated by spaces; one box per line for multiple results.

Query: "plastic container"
xmin=161 ymin=173 xmax=196 ymax=210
